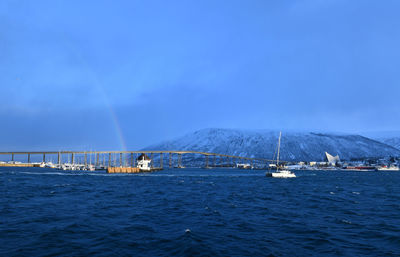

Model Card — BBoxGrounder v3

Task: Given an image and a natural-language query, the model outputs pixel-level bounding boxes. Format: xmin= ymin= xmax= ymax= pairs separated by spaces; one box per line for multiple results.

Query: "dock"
xmin=0 ymin=163 xmax=40 ymax=167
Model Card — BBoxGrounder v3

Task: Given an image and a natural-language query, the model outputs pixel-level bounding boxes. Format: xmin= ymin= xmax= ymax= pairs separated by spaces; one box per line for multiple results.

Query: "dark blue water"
xmin=1 ymin=167 xmax=400 ymax=256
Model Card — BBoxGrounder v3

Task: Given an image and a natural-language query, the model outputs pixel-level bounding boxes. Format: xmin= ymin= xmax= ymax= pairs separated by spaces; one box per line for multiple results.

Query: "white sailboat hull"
xmin=378 ymin=167 xmax=400 ymax=171
xmin=271 ymin=172 xmax=296 ymax=178
xmin=266 ymin=170 xmax=296 ymax=178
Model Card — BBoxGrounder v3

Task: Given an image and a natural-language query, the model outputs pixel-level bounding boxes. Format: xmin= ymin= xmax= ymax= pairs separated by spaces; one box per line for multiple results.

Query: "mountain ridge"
xmin=361 ymin=131 xmax=400 ymax=150
xmin=143 ymin=128 xmax=400 ymax=161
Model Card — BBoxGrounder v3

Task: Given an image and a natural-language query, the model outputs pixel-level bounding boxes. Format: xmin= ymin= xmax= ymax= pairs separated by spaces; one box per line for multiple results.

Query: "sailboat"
xmin=266 ymin=132 xmax=296 ymax=178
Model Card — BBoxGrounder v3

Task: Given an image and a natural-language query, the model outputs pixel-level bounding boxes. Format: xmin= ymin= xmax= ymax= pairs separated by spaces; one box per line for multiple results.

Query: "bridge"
xmin=0 ymin=150 xmax=278 ymax=169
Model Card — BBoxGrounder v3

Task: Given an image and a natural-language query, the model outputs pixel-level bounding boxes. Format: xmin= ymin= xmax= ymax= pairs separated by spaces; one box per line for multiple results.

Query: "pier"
xmin=0 ymin=150 xmax=275 ymax=172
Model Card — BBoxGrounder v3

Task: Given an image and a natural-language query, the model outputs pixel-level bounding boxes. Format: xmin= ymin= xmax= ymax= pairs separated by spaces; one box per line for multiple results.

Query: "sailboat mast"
xmin=277 ymin=131 xmax=281 ymax=166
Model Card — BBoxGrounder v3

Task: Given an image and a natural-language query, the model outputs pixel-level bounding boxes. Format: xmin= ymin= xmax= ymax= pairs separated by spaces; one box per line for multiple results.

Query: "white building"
xmin=325 ymin=152 xmax=340 ymax=166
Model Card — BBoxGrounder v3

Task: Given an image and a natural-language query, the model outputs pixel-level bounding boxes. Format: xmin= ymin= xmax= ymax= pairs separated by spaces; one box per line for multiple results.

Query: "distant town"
xmin=282 ymin=152 xmax=400 ymax=171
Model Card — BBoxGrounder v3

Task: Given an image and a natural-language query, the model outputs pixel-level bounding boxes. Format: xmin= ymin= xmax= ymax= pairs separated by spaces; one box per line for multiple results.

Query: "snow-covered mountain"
xmin=361 ymin=131 xmax=400 ymax=150
xmin=143 ymin=128 xmax=400 ymax=162
xmin=378 ymin=137 xmax=400 ymax=150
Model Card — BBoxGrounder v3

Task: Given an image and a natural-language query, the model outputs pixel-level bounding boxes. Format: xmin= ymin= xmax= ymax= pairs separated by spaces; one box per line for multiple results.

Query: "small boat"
xmin=237 ymin=163 xmax=252 ymax=169
xmin=45 ymin=162 xmax=56 ymax=169
xmin=85 ymin=164 xmax=96 ymax=171
xmin=266 ymin=169 xmax=296 ymax=178
xmin=377 ymin=165 xmax=400 ymax=171
xmin=266 ymin=132 xmax=296 ymax=178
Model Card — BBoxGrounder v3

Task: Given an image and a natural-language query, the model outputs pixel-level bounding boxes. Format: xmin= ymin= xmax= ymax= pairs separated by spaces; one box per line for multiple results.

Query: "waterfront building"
xmin=325 ymin=152 xmax=340 ymax=166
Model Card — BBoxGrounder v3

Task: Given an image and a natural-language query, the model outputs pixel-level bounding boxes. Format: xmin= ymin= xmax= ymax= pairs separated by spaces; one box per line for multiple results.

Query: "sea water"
xmin=1 ymin=167 xmax=399 ymax=256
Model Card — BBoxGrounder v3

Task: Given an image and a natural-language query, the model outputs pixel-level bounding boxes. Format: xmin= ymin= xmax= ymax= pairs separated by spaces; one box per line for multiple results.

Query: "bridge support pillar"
xmin=150 ymin=153 xmax=154 ymax=168
xmin=96 ymin=153 xmax=99 ymax=167
xmin=71 ymin=153 xmax=75 ymax=164
xmin=43 ymin=153 xmax=46 ymax=163
xmin=178 ymin=154 xmax=182 ymax=168
xmin=205 ymin=155 xmax=209 ymax=168
xmin=27 ymin=153 xmax=30 ymax=163
xmin=108 ymin=153 xmax=111 ymax=167
xmin=130 ymin=153 xmax=133 ymax=167
xmin=160 ymin=153 xmax=163 ymax=168
xmin=135 ymin=153 xmax=137 ymax=167
xmin=58 ymin=152 xmax=61 ymax=165
xmin=169 ymin=152 xmax=172 ymax=168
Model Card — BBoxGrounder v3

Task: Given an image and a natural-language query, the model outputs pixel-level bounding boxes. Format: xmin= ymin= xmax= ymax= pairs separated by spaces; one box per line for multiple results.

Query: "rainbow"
xmin=65 ymin=41 xmax=128 ymax=151
xmin=99 ymin=90 xmax=128 ymax=151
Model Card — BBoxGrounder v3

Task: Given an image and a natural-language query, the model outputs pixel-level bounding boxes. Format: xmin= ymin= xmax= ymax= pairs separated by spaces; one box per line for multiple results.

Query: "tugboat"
xmin=266 ymin=132 xmax=296 ymax=178
xmin=137 ymin=153 xmax=152 ymax=171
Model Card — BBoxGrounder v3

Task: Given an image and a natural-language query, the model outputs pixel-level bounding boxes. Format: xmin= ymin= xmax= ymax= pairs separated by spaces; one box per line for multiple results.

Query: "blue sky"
xmin=1 ymin=0 xmax=400 ymax=150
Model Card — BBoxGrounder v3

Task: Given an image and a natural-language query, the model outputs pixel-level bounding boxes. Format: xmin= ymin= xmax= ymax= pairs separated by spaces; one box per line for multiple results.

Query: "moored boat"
xmin=344 ymin=166 xmax=376 ymax=171
xmin=266 ymin=132 xmax=296 ymax=178
xmin=266 ymin=168 xmax=296 ymax=178
xmin=377 ymin=165 xmax=400 ymax=171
